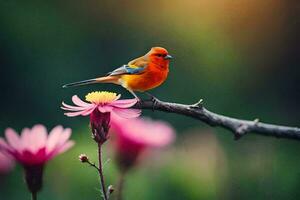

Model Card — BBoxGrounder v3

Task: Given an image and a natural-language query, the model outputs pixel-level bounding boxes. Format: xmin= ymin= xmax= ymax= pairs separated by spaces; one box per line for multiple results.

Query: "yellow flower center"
xmin=85 ymin=91 xmax=120 ymax=104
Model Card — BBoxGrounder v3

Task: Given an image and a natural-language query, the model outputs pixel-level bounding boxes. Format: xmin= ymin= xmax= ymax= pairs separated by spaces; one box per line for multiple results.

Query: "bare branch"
xmin=134 ymin=98 xmax=300 ymax=141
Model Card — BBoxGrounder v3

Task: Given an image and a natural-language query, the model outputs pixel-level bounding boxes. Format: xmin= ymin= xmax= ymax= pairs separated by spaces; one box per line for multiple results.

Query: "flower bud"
xmin=108 ymin=185 xmax=114 ymax=194
xmin=79 ymin=154 xmax=89 ymax=163
xmin=90 ymin=110 xmax=111 ymax=144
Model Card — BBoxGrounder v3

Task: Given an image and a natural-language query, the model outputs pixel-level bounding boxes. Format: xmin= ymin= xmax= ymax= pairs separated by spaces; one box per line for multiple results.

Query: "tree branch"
xmin=134 ymin=98 xmax=300 ymax=141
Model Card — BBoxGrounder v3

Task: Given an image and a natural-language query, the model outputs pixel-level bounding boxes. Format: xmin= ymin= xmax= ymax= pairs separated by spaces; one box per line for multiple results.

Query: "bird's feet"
xmin=128 ymin=90 xmax=142 ymax=107
xmin=145 ymin=92 xmax=159 ymax=111
xmin=134 ymin=97 xmax=143 ymax=107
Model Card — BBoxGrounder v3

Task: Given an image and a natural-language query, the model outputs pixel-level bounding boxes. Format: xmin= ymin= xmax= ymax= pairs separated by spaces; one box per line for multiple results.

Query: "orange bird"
xmin=63 ymin=47 xmax=172 ymax=99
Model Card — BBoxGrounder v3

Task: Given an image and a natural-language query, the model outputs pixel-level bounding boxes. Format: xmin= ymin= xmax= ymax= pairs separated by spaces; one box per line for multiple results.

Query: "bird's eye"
xmin=156 ymin=54 xmax=164 ymax=57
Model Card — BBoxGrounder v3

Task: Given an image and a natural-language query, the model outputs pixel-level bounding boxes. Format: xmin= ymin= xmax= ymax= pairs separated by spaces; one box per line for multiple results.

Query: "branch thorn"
xmin=235 ymin=124 xmax=249 ymax=140
xmin=191 ymin=99 xmax=203 ymax=109
xmin=253 ymin=118 xmax=260 ymax=125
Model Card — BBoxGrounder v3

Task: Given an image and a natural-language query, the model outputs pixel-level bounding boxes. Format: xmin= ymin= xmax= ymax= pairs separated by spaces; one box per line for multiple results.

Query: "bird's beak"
xmin=164 ymin=54 xmax=173 ymax=60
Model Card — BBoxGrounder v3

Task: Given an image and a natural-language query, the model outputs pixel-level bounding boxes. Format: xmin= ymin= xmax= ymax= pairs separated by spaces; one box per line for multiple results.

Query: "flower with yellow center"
xmin=62 ymin=91 xmax=140 ymax=118
xmin=62 ymin=91 xmax=141 ymax=144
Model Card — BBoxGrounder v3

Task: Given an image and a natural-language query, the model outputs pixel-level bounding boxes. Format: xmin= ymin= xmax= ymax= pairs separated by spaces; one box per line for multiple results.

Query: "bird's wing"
xmin=128 ymin=56 xmax=148 ymax=66
xmin=107 ymin=57 xmax=148 ymax=76
xmin=107 ymin=64 xmax=147 ymax=76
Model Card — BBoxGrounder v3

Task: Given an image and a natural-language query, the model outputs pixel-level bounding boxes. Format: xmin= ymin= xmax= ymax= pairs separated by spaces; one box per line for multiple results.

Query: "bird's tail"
xmin=62 ymin=76 xmax=119 ymax=88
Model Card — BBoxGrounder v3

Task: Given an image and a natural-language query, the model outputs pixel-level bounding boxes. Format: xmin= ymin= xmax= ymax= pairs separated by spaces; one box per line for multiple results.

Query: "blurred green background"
xmin=0 ymin=0 xmax=300 ymax=199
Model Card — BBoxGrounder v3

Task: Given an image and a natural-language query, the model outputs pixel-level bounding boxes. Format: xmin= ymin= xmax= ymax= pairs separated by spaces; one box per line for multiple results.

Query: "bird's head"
xmin=147 ymin=47 xmax=172 ymax=69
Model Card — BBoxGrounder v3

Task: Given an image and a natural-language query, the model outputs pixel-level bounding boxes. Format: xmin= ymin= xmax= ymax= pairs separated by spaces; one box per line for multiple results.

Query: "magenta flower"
xmin=0 ymin=151 xmax=14 ymax=175
xmin=0 ymin=124 xmax=74 ymax=198
xmin=61 ymin=91 xmax=141 ymax=144
xmin=0 ymin=125 xmax=74 ymax=166
xmin=111 ymin=117 xmax=175 ymax=172
xmin=61 ymin=91 xmax=140 ymax=118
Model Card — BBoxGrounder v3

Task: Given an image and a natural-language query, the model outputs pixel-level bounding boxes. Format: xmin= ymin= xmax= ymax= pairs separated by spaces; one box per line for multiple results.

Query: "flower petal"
xmin=111 ymin=118 xmax=175 ymax=150
xmin=72 ymin=95 xmax=91 ymax=107
xmin=98 ymin=106 xmax=113 ymax=113
xmin=48 ymin=141 xmax=74 ymax=160
xmin=0 ymin=138 xmax=12 ymax=152
xmin=57 ymin=141 xmax=75 ymax=154
xmin=29 ymin=124 xmax=47 ymax=153
xmin=61 ymin=102 xmax=89 ymax=111
xmin=57 ymin=128 xmax=72 ymax=147
xmin=112 ymin=99 xmax=138 ymax=108
xmin=64 ymin=110 xmax=89 ymax=117
xmin=20 ymin=128 xmax=31 ymax=151
xmin=81 ymin=107 xmax=96 ymax=116
xmin=112 ymin=108 xmax=141 ymax=119
xmin=0 ymin=151 xmax=15 ymax=173
xmin=46 ymin=125 xmax=64 ymax=153
xmin=5 ymin=128 xmax=21 ymax=150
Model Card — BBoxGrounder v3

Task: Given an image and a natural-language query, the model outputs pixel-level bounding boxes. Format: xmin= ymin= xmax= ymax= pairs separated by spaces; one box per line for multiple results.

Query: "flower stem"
xmin=116 ymin=172 xmax=126 ymax=200
xmin=86 ymin=160 xmax=100 ymax=171
xmin=31 ymin=192 xmax=37 ymax=200
xmin=97 ymin=143 xmax=108 ymax=200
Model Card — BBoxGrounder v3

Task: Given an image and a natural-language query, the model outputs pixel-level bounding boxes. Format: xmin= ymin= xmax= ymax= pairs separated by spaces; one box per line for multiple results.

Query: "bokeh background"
xmin=1 ymin=0 xmax=300 ymax=199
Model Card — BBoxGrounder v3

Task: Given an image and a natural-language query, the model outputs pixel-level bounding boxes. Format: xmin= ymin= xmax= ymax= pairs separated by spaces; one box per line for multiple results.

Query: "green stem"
xmin=116 ymin=172 xmax=126 ymax=200
xmin=31 ymin=192 xmax=37 ymax=200
xmin=98 ymin=143 xmax=108 ymax=200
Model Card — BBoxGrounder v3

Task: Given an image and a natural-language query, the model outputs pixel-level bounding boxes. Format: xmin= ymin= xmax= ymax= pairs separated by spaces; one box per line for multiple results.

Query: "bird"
xmin=63 ymin=47 xmax=173 ymax=99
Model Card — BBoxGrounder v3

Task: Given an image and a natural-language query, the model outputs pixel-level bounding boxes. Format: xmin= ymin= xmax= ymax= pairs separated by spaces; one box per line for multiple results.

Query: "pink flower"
xmin=0 ymin=124 xmax=74 ymax=195
xmin=0 ymin=124 xmax=74 ymax=166
xmin=111 ymin=118 xmax=175 ymax=171
xmin=0 ymin=151 xmax=14 ymax=175
xmin=61 ymin=91 xmax=141 ymax=144
xmin=61 ymin=91 xmax=141 ymax=118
